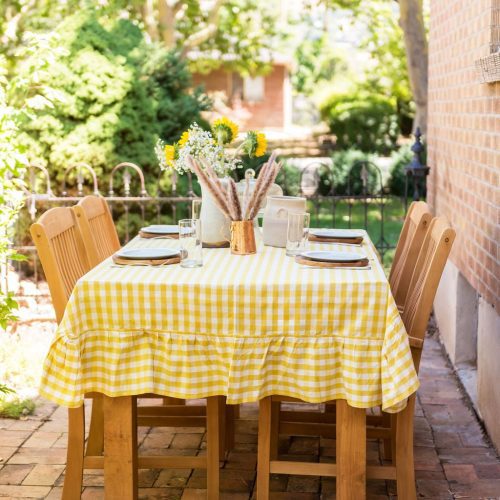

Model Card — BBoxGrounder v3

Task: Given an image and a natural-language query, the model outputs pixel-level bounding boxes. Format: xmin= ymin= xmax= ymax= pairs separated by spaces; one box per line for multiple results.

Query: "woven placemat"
xmin=308 ymin=235 xmax=363 ymax=245
xmin=112 ymin=255 xmax=181 ymax=266
xmin=202 ymin=241 xmax=230 ymax=248
xmin=295 ymin=256 xmax=369 ymax=269
xmin=139 ymin=231 xmax=179 ymax=239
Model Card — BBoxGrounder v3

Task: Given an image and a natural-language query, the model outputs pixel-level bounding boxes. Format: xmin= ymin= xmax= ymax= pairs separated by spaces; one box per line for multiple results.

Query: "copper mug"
xmin=230 ymin=220 xmax=257 ymax=255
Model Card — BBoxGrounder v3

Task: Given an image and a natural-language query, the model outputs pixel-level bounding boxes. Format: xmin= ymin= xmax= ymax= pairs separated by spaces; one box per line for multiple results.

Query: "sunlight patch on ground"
xmin=0 ymin=321 xmax=55 ymax=400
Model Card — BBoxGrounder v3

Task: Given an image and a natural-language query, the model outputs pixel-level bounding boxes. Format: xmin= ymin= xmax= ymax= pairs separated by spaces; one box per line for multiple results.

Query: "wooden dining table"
xmin=39 ymin=230 xmax=419 ymax=499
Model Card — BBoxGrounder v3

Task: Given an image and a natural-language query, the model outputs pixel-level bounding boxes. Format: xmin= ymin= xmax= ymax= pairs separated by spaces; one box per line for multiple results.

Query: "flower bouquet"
xmin=155 ymin=117 xmax=271 ymax=247
xmin=155 ymin=117 xmax=267 ymax=176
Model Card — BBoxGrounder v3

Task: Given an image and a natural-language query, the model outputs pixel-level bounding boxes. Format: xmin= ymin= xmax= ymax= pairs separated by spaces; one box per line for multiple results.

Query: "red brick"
xmin=0 ymin=464 xmax=34 ymax=485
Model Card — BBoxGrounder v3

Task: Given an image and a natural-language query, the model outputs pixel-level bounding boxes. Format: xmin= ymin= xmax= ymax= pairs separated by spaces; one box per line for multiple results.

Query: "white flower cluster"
xmin=176 ymin=123 xmax=240 ymax=176
xmin=154 ymin=139 xmax=168 ymax=171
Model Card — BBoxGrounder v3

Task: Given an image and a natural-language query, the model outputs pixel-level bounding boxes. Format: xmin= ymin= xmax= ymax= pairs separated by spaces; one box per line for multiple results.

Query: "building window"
xmin=491 ymin=0 xmax=500 ymax=53
xmin=243 ymin=76 xmax=265 ymax=102
xmin=475 ymin=0 xmax=500 ymax=83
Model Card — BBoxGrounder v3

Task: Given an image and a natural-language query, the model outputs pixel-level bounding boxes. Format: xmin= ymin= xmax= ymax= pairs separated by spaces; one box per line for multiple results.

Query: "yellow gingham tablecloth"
xmin=40 ymin=232 xmax=419 ymax=413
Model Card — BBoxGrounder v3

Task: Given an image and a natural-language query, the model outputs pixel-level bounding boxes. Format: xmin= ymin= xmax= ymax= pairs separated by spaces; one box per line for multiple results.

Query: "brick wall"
xmin=428 ymin=0 xmax=500 ymax=310
xmin=192 ymin=65 xmax=286 ymax=129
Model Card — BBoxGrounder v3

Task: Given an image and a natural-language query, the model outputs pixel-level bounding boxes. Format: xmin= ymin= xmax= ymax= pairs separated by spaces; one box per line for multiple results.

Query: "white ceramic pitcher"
xmin=199 ymin=178 xmax=231 ymax=247
xmin=262 ymin=196 xmax=307 ymax=248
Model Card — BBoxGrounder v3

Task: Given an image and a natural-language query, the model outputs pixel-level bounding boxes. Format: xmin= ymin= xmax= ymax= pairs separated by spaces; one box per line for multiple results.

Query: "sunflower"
xmin=178 ymin=130 xmax=190 ymax=148
xmin=244 ymin=130 xmax=267 ymax=158
xmin=164 ymin=144 xmax=177 ymax=167
xmin=254 ymin=132 xmax=267 ymax=157
xmin=212 ymin=116 xmax=239 ymax=144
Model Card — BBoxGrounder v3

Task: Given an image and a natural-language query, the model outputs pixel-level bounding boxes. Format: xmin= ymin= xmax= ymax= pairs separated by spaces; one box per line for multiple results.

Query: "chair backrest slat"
xmin=73 ymin=195 xmax=121 ymax=267
xmin=402 ymin=216 xmax=456 ymax=372
xmin=30 ymin=207 xmax=91 ymax=323
xmin=390 ymin=201 xmax=432 ymax=310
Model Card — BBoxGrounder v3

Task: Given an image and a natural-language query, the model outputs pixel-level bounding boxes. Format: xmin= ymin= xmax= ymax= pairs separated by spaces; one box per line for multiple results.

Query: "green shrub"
xmin=320 ymin=91 xmax=400 ymax=154
xmin=329 ymin=149 xmax=380 ymax=195
xmin=388 ymin=145 xmax=412 ymax=196
xmin=0 ymin=398 xmax=36 ymax=419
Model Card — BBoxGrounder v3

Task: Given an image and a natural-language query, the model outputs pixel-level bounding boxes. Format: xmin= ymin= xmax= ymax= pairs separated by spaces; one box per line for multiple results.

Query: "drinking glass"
xmin=179 ymin=219 xmax=203 ymax=268
xmin=192 ymin=198 xmax=202 ymax=220
xmin=286 ymin=212 xmax=310 ymax=257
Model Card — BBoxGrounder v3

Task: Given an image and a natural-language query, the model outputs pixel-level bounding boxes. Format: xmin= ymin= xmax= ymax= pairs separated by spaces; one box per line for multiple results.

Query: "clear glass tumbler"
xmin=286 ymin=212 xmax=310 ymax=257
xmin=179 ymin=219 xmax=203 ymax=268
xmin=192 ymin=199 xmax=202 ymax=220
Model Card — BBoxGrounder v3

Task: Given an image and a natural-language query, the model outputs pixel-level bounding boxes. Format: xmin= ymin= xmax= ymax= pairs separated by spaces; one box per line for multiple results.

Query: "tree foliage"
xmin=1 ymin=0 xmax=281 ymax=78
xmin=19 ymin=11 xmax=210 ymax=184
xmin=292 ymin=32 xmax=346 ymax=96
xmin=0 ymin=32 xmax=62 ymax=330
xmin=171 ymin=0 xmax=281 ymax=75
xmin=357 ymin=3 xmax=414 ymax=134
xmin=322 ymin=0 xmax=428 ymax=133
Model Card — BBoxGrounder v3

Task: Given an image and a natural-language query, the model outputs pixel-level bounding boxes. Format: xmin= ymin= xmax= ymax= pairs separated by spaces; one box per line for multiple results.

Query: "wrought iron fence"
xmin=9 ymin=159 xmax=403 ymax=285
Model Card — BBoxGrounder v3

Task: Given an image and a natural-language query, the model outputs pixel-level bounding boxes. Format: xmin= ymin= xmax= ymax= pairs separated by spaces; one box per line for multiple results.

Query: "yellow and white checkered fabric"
xmin=40 ymin=232 xmax=419 ymax=413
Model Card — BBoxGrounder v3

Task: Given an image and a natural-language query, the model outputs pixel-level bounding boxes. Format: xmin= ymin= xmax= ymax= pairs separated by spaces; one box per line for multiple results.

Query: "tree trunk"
xmin=398 ymin=0 xmax=428 ymax=134
xmin=141 ymin=0 xmax=159 ymax=42
xmin=158 ymin=0 xmax=178 ymax=48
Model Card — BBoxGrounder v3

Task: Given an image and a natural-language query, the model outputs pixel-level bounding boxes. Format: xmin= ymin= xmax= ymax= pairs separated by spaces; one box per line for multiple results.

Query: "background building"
xmin=192 ymin=57 xmax=292 ymax=130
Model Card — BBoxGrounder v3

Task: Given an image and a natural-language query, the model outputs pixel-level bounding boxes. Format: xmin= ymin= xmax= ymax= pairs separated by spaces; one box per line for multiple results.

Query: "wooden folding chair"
xmin=31 ymin=207 xmax=223 ymax=499
xmin=257 ymin=216 xmax=455 ymax=500
xmin=72 ymin=195 xmax=121 ymax=267
xmin=389 ymin=201 xmax=432 ymax=311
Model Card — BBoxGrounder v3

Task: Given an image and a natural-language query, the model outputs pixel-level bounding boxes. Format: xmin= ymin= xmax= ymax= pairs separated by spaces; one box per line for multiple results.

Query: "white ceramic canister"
xmin=262 ymin=196 xmax=307 ymax=248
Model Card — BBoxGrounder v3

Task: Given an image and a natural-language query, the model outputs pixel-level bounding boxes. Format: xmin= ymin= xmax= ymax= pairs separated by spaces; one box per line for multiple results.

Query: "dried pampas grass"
xmin=188 ymin=153 xmax=281 ymax=221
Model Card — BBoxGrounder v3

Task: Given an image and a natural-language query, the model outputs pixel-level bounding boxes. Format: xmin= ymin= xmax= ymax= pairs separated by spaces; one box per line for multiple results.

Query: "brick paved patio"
xmin=0 ymin=331 xmax=499 ymax=499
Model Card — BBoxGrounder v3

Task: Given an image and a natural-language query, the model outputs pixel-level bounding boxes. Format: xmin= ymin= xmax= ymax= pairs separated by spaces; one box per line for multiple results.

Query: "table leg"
xmin=336 ymin=399 xmax=366 ymax=500
xmin=104 ymin=395 xmax=138 ymax=500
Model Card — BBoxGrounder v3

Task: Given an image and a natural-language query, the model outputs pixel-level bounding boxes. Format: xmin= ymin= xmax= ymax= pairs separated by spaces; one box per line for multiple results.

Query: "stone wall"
xmin=428 ymin=0 xmax=500 ymax=450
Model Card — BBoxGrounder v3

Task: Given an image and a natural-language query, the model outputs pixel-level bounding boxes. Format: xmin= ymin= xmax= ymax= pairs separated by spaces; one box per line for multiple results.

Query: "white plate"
xmin=301 ymin=250 xmax=366 ymax=263
xmin=140 ymin=225 xmax=179 ymax=235
xmin=310 ymin=229 xmax=364 ymax=239
xmin=115 ymin=248 xmax=180 ymax=260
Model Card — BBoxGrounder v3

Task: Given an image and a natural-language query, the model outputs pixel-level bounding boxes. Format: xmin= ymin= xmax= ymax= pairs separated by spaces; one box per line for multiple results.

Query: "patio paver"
xmin=0 ymin=330 xmax=499 ymax=499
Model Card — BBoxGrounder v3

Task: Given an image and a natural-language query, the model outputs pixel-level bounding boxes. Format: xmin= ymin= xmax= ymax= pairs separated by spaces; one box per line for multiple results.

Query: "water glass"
xmin=192 ymin=199 xmax=202 ymax=220
xmin=286 ymin=212 xmax=310 ymax=257
xmin=179 ymin=219 xmax=203 ymax=268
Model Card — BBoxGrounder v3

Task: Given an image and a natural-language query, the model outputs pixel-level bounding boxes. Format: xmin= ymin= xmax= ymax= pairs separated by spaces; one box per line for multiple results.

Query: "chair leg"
xmin=218 ymin=396 xmax=227 ymax=462
xmin=225 ymin=403 xmax=236 ymax=454
xmin=233 ymin=404 xmax=240 ymax=419
xmin=395 ymin=394 xmax=416 ymax=500
xmin=381 ymin=411 xmax=392 ymax=461
xmin=206 ymin=396 xmax=220 ymax=500
xmin=256 ymin=397 xmax=272 ymax=500
xmin=270 ymin=401 xmax=280 ymax=460
xmin=62 ymin=405 xmax=85 ymax=500
xmin=390 ymin=412 xmax=398 ymax=463
xmin=86 ymin=394 xmax=104 ymax=456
